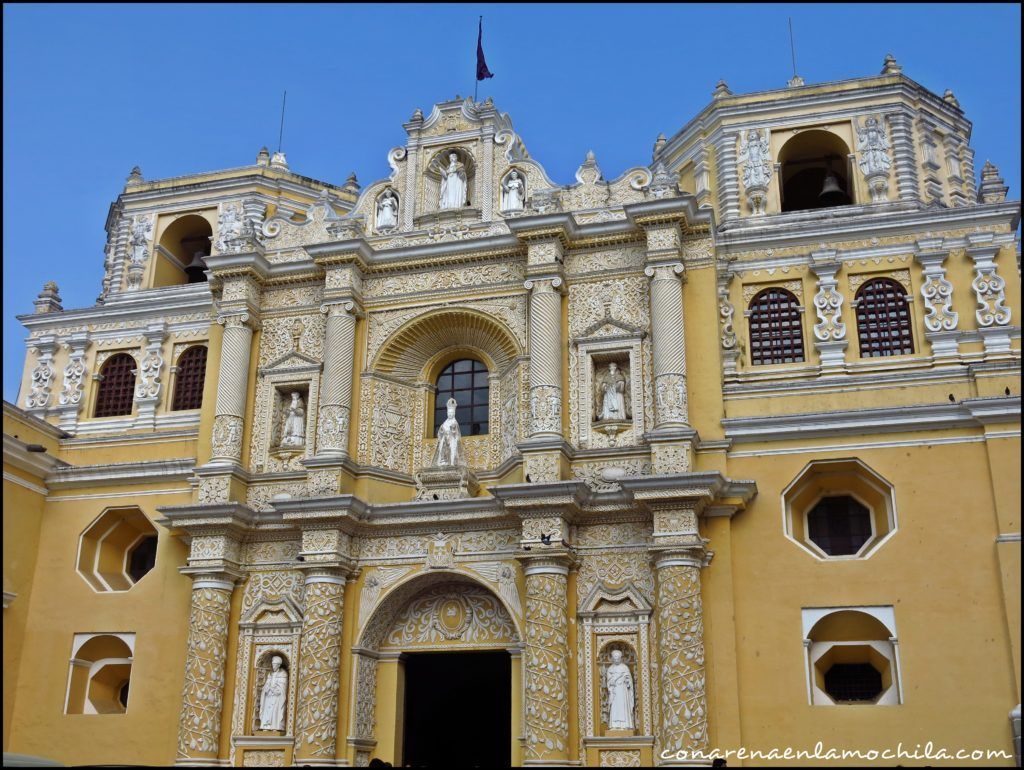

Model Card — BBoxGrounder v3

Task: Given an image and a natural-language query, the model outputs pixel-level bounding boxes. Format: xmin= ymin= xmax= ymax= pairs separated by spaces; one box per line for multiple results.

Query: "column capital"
xmin=644 ymin=262 xmax=685 ymax=281
xmin=320 ymin=298 xmax=364 ymax=318
xmin=518 ymin=551 xmax=575 ymax=576
xmin=215 ymin=309 xmax=260 ymax=331
xmin=524 ymin=275 xmax=566 ymax=294
xmin=650 ymin=543 xmax=712 ymax=570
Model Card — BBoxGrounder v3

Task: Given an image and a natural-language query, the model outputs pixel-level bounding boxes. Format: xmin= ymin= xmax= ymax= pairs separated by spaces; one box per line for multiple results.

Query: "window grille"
xmin=807 ymin=496 xmax=872 ymax=556
xmin=171 ymin=346 xmax=207 ymax=411
xmin=855 ymin=278 xmax=914 ymax=357
xmin=748 ymin=288 xmax=805 ymax=365
xmin=434 ymin=359 xmax=490 ymax=436
xmin=94 ymin=353 xmax=137 ymax=417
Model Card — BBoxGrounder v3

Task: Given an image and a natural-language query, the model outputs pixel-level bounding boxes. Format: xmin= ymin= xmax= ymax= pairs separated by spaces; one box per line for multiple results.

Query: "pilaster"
xmin=809 ymin=250 xmax=848 ymax=372
xmin=54 ymin=331 xmax=90 ymax=433
xmin=966 ymin=232 xmax=1012 ymax=355
xmin=133 ymin=321 xmax=168 ymax=430
xmin=914 ymin=238 xmax=960 ymax=359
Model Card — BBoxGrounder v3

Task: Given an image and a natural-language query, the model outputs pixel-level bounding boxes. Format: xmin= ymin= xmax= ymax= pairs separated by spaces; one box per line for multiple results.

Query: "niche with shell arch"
xmin=422 ymin=146 xmax=477 ymax=213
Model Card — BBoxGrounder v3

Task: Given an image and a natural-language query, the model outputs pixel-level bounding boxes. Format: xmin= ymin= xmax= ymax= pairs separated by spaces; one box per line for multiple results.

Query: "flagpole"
xmin=474 ymin=15 xmax=481 ymax=102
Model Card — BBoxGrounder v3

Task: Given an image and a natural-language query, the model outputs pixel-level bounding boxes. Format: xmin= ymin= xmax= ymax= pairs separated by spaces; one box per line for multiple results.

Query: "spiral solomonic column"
xmin=652 ymin=547 xmax=709 ymax=766
xmin=210 ymin=312 xmax=257 ymax=465
xmin=315 ymin=301 xmax=362 ymax=458
xmin=525 ymin=277 xmax=565 ymax=439
xmin=293 ymin=566 xmax=349 ymax=763
xmin=175 ymin=573 xmax=237 ymax=764
xmin=521 ymin=555 xmax=572 ymax=766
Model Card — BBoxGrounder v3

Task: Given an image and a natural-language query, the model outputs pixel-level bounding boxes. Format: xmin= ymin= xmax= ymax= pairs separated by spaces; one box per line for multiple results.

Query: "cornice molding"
xmin=46 ymin=458 xmax=196 ymax=490
xmin=722 ymin=396 xmax=1021 ymax=443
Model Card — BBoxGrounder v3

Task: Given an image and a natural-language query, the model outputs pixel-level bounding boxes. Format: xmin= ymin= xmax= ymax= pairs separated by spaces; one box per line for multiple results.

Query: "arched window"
xmin=748 ymin=288 xmax=805 ymax=365
xmin=94 ymin=353 xmax=137 ymax=418
xmin=172 ymin=345 xmax=208 ymax=411
xmin=855 ymin=278 xmax=914 ymax=357
xmin=434 ymin=359 xmax=489 ymax=436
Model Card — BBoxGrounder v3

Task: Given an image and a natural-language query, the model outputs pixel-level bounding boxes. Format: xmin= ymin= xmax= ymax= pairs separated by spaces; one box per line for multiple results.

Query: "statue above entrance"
xmin=415 ymin=397 xmax=479 ymax=500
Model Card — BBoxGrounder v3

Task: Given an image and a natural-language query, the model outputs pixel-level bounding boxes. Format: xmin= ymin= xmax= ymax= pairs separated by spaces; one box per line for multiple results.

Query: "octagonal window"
xmin=807 ymin=496 xmax=872 ymax=556
xmin=77 ymin=507 xmax=158 ymax=592
xmin=782 ymin=459 xmax=897 ymax=560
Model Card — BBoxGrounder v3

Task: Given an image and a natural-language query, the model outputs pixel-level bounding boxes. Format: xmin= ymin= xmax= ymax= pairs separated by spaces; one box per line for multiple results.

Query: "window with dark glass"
xmin=94 ymin=353 xmax=137 ymax=418
xmin=171 ymin=345 xmax=208 ymax=411
xmin=127 ymin=535 xmax=158 ymax=583
xmin=118 ymin=680 xmax=131 ymax=709
xmin=823 ymin=663 xmax=883 ymax=702
xmin=434 ymin=359 xmax=489 ymax=436
xmin=807 ymin=496 xmax=872 ymax=556
xmin=855 ymin=278 xmax=914 ymax=358
xmin=748 ymin=288 xmax=805 ymax=365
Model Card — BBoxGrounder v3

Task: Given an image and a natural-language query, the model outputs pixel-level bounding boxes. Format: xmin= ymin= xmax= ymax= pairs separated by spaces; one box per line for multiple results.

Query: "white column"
xmin=210 ymin=312 xmax=256 ymax=465
xmin=645 ymin=262 xmax=689 ymax=428
xmin=886 ymin=112 xmax=920 ymax=204
xmin=525 ymin=276 xmax=565 ymax=438
xmin=315 ymin=301 xmax=361 ymax=457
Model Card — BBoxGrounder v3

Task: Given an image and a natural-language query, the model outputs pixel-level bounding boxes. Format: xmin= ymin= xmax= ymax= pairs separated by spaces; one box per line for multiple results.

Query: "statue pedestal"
xmin=414 ymin=465 xmax=479 ymax=501
xmin=583 ymin=735 xmax=655 ymax=767
xmin=593 ymin=419 xmax=631 ymax=445
xmin=604 ymin=728 xmax=636 ymax=738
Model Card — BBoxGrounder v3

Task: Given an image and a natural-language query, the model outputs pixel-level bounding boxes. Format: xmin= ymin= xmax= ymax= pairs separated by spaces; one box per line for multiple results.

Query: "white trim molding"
xmin=723 ymin=396 xmax=1021 ymax=443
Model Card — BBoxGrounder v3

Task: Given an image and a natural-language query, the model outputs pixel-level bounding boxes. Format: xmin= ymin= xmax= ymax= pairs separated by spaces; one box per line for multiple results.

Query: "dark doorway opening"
xmin=402 ymin=650 xmax=511 ymax=767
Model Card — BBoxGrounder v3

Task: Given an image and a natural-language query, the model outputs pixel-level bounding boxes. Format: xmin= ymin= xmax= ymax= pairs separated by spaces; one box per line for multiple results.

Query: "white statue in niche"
xmin=432 ymin=397 xmax=465 ymax=466
xmin=439 ymin=152 xmax=468 ymax=209
xmin=594 ymin=362 xmax=631 ymax=422
xmin=258 ymin=655 xmax=287 ymax=731
xmin=376 ymin=188 xmax=399 ymax=229
xmin=606 ymin=650 xmax=635 ymax=730
xmin=501 ymin=169 xmax=526 ymax=211
xmin=129 ymin=216 xmax=153 ymax=264
xmin=279 ymin=392 xmax=306 ymax=447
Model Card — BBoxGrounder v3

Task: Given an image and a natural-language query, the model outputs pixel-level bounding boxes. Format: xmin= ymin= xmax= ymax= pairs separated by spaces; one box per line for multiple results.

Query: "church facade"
xmin=3 ymin=57 xmax=1021 ymax=767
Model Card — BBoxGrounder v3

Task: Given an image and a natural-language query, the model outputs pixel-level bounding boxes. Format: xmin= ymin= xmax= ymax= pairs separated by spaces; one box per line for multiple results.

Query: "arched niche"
xmin=779 ymin=130 xmax=855 ymax=212
xmin=423 ymin=147 xmax=477 ymax=213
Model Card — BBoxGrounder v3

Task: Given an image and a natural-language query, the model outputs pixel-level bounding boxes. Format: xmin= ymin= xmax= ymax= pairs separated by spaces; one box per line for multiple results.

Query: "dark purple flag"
xmin=476 ymin=17 xmax=494 ymax=80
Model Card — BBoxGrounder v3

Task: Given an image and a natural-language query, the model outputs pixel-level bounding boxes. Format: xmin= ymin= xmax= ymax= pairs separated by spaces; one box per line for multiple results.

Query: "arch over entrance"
xmin=349 ymin=570 xmax=523 ymax=766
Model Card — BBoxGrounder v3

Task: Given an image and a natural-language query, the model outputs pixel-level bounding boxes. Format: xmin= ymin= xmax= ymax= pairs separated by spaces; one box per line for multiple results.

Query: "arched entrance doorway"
xmin=350 ymin=570 xmax=523 ymax=766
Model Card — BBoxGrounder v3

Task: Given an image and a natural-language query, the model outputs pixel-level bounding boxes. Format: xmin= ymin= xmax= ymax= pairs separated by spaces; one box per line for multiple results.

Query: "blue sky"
xmin=3 ymin=3 xmax=1020 ymax=402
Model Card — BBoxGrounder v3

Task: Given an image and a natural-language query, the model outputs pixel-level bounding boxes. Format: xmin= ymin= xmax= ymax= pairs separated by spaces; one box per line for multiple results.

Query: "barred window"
xmin=171 ymin=346 xmax=208 ymax=411
xmin=855 ymin=278 xmax=914 ymax=357
xmin=748 ymin=288 xmax=805 ymax=365
xmin=807 ymin=496 xmax=872 ymax=556
xmin=434 ymin=359 xmax=489 ymax=436
xmin=94 ymin=353 xmax=137 ymax=418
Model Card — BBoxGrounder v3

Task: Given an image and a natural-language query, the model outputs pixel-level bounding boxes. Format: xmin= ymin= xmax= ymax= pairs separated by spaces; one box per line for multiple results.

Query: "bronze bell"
xmin=185 ymin=251 xmax=208 ymax=283
xmin=819 ymin=171 xmax=849 ymax=206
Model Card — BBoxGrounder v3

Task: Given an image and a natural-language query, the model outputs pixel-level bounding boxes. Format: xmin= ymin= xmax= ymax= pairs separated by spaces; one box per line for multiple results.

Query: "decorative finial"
xmin=585 ymin=149 xmax=596 ymax=163
xmin=653 ymin=132 xmax=666 ymax=160
xmin=943 ymin=89 xmax=960 ymax=109
xmin=484 ymin=96 xmax=493 ymax=106
xmin=978 ymin=160 xmax=1008 ymax=204
xmin=713 ymin=80 xmax=732 ymax=99
xmin=270 ymin=151 xmax=288 ymax=170
xmin=343 ymin=171 xmax=360 ymax=193
xmin=125 ymin=166 xmax=143 ymax=187
xmin=256 ymin=147 xmax=270 ymax=167
xmin=411 ymin=107 xmax=423 ymax=122
xmin=787 ymin=74 xmax=805 ymax=88
xmin=881 ymin=53 xmax=902 ymax=75
xmin=34 ymin=281 xmax=62 ymax=314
